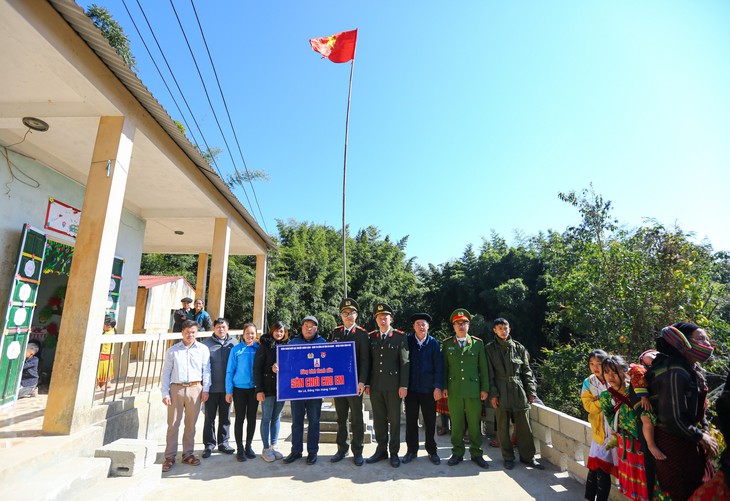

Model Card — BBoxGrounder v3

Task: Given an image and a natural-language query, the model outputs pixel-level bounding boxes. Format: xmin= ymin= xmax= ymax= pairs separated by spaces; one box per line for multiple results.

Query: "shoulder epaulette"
xmin=355 ymin=325 xmax=368 ymax=332
xmin=393 ymin=329 xmax=405 ymax=335
xmin=471 ymin=336 xmax=483 ymax=342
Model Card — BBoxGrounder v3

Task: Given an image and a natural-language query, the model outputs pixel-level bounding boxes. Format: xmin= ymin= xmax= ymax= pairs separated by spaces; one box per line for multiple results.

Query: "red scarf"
xmin=607 ymin=385 xmax=631 ymax=414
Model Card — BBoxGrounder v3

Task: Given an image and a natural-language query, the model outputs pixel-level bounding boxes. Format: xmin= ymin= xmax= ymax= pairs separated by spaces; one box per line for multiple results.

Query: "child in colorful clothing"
xmin=628 ymin=349 xmax=666 ymax=460
xmin=580 ymin=349 xmax=617 ymax=501
xmin=600 ymin=355 xmax=669 ymax=501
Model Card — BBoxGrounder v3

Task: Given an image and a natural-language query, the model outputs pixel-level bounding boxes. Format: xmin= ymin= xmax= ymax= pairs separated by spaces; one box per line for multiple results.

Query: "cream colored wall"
xmin=143 ymin=280 xmax=196 ymax=333
xmin=0 ymin=149 xmax=144 ymax=331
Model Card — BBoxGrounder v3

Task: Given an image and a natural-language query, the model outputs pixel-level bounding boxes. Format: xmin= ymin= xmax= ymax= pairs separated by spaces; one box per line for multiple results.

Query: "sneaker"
xmin=262 ymin=448 xmax=276 ymax=462
xmin=271 ymin=445 xmax=284 ymax=460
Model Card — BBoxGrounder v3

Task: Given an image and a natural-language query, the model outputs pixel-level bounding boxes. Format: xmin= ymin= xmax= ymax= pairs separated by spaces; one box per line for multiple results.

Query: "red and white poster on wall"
xmin=44 ymin=198 xmax=80 ymax=238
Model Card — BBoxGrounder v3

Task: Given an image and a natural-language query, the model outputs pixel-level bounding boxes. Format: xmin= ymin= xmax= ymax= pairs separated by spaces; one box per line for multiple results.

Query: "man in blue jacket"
xmin=284 ymin=315 xmax=326 ymax=465
xmin=403 ymin=313 xmax=444 ymax=465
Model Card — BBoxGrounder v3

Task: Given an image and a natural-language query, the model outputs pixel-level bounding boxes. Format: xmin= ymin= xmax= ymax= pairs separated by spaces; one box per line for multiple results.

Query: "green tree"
xmin=86 ymin=4 xmax=137 ymax=71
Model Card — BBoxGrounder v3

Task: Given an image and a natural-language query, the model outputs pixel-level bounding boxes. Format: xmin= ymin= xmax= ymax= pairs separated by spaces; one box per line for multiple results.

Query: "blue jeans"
xmin=260 ymin=396 xmax=286 ymax=448
xmin=290 ymin=398 xmax=323 ymax=454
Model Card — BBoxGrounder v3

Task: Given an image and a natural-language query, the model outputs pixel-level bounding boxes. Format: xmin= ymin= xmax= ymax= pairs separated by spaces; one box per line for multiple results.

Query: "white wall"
xmin=0 ymin=147 xmax=145 ymax=333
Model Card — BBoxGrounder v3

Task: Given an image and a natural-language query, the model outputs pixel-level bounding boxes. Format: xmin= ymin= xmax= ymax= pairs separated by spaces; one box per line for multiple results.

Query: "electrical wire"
xmin=120 ymin=0 xmax=223 ymax=179
xmin=167 ymin=0 xmax=256 ymax=220
xmin=2 ymin=145 xmax=41 ymax=196
xmin=189 ymin=0 xmax=267 ymax=232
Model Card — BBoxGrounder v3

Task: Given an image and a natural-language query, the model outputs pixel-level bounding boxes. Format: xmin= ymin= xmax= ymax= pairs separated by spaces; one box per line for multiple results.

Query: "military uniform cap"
xmin=339 ymin=297 xmax=359 ymax=313
xmin=373 ymin=302 xmax=394 ymax=316
xmin=450 ymin=308 xmax=472 ymax=323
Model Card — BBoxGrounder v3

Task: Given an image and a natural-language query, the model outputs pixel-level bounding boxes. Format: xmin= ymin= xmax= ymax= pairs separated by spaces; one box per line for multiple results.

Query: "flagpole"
xmin=342 ymin=58 xmax=354 ymax=299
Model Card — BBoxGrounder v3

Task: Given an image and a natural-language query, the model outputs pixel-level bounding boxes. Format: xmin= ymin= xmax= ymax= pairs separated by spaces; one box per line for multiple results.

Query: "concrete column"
xmin=207 ymin=218 xmax=230 ymax=320
xmin=253 ymin=253 xmax=267 ymax=333
xmin=43 ymin=116 xmax=135 ymax=435
xmin=195 ymin=252 xmax=208 ymax=301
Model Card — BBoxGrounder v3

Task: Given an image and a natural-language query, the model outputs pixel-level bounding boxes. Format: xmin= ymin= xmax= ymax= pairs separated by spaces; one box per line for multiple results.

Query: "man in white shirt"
xmin=161 ymin=320 xmax=211 ymax=472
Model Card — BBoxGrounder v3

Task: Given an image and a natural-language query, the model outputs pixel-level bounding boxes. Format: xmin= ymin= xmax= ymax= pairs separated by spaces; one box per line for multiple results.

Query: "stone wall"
xmin=529 ymin=403 xmax=622 ymax=500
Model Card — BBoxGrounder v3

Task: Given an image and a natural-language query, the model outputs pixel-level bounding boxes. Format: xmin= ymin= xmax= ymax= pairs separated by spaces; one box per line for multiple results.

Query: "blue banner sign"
xmin=277 ymin=341 xmax=358 ymax=401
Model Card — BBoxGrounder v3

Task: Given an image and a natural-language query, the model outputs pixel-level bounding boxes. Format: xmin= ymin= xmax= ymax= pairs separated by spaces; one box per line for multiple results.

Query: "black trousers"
xmin=232 ymin=387 xmax=258 ymax=448
xmin=370 ymin=389 xmax=403 ymax=455
xmin=404 ymin=391 xmax=438 ymax=455
xmin=334 ymin=394 xmax=365 ymax=455
xmin=203 ymin=391 xmax=232 ymax=448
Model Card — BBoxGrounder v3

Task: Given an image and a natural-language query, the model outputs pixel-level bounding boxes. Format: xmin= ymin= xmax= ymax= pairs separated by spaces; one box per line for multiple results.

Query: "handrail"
xmin=93 ymin=329 xmax=247 ymax=404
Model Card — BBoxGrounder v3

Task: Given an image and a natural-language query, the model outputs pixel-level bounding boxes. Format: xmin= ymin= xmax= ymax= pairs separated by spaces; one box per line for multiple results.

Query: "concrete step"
xmin=306 ymin=431 xmax=373 ymax=444
xmin=0 ymin=425 xmax=104 ymax=486
xmin=0 ymin=456 xmax=111 ymax=501
xmin=69 ymin=462 xmax=162 ymax=501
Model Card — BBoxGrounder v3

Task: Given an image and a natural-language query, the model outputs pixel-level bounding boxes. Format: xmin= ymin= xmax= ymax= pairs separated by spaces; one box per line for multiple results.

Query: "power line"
xmin=189 ymin=0 xmax=267 ymax=232
xmin=121 ymin=0 xmax=227 ymax=182
xmin=167 ymin=0 xmax=258 ymax=223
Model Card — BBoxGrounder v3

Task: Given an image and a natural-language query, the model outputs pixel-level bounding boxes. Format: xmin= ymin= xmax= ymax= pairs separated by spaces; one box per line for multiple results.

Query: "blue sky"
xmin=89 ymin=1 xmax=730 ymax=266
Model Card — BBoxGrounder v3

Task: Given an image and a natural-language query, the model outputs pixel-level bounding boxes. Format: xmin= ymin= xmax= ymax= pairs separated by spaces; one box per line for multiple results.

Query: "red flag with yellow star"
xmin=309 ymin=29 xmax=357 ymax=63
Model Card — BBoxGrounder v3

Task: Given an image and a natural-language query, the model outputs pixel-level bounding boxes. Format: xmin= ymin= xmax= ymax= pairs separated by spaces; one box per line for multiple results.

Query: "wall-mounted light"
xmin=22 ymin=117 xmax=50 ymax=132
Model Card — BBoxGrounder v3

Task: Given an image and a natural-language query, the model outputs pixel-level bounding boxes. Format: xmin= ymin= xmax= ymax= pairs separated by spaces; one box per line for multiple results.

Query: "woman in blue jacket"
xmin=225 ymin=322 xmax=259 ymax=462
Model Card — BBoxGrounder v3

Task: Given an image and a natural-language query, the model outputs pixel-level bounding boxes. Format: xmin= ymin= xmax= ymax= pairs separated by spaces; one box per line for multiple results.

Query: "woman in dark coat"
xmin=254 ymin=321 xmax=289 ymax=462
xmin=650 ymin=322 xmax=718 ymax=500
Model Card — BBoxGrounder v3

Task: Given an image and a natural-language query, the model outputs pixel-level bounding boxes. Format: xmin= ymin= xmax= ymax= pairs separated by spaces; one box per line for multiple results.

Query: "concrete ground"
xmin=147 ymin=407 xmax=584 ymax=501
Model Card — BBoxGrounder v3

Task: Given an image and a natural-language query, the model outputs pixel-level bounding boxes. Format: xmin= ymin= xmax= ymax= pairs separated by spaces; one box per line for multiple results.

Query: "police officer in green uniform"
xmin=330 ymin=297 xmax=370 ymax=466
xmin=442 ymin=308 xmax=490 ymax=469
xmin=485 ymin=317 xmax=544 ymax=470
xmin=365 ymin=302 xmax=409 ymax=468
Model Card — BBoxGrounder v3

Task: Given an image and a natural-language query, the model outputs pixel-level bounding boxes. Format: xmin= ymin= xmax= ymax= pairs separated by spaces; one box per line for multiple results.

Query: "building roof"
xmin=138 ymin=275 xmax=194 ymax=290
xmin=0 ymin=0 xmax=276 ymax=255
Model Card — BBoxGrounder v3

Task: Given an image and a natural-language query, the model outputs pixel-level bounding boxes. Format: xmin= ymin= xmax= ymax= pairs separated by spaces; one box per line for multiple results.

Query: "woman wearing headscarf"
xmin=650 ymin=322 xmax=718 ymax=500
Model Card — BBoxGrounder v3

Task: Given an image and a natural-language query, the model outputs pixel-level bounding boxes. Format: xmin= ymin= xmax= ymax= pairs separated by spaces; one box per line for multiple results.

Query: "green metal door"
xmin=106 ymin=257 xmax=124 ymax=321
xmin=0 ymin=224 xmax=47 ymax=407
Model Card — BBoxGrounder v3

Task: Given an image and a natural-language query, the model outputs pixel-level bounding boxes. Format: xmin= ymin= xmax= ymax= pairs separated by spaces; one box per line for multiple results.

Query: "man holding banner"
xmin=330 ymin=298 xmax=370 ymax=466
xmin=283 ymin=316 xmax=326 ymax=465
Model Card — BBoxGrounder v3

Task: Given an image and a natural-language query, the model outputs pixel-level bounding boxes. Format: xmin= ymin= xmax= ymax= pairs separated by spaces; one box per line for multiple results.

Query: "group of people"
xmin=173 ymin=297 xmax=213 ymax=332
xmin=581 ymin=322 xmax=720 ymax=501
xmin=160 ymin=296 xmax=546 ymax=475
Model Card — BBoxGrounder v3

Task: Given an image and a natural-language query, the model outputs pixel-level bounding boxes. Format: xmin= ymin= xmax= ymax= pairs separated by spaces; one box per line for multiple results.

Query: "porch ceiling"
xmin=0 ymin=0 xmax=274 ymax=256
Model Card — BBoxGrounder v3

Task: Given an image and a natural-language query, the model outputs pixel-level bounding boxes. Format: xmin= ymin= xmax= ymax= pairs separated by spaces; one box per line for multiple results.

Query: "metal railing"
xmin=94 ymin=329 xmax=245 ymax=404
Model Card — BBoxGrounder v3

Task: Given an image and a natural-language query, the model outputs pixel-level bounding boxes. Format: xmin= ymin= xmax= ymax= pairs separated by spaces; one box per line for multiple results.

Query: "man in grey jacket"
xmin=201 ymin=317 xmax=238 ymax=457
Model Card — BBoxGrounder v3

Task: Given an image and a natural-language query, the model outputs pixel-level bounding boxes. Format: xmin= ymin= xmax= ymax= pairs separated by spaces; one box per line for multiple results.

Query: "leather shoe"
xmin=366 ymin=451 xmax=388 ymax=464
xmin=520 ymin=458 xmax=545 ymax=470
xmin=306 ymin=453 xmax=318 ymax=465
xmin=330 ymin=451 xmax=347 ymax=463
xmin=245 ymin=446 xmax=256 ymax=459
xmin=402 ymin=452 xmax=416 ymax=464
xmin=447 ymin=455 xmax=463 ymax=466
xmin=471 ymin=456 xmax=489 ymax=469
xmin=504 ymin=460 xmax=515 ymax=470
xmin=429 ymin=454 xmax=441 ymax=465
xmin=236 ymin=451 xmax=246 ymax=462
xmin=202 ymin=448 xmax=213 ymax=458
xmin=390 ymin=455 xmax=400 ymax=468
xmin=353 ymin=454 xmax=364 ymax=466
xmin=283 ymin=452 xmax=302 ymax=464
xmin=218 ymin=445 xmax=235 ymax=454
